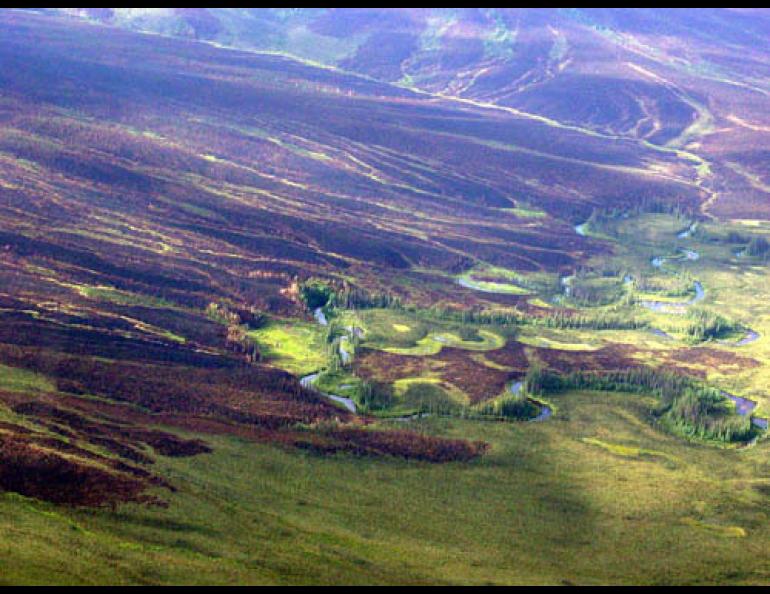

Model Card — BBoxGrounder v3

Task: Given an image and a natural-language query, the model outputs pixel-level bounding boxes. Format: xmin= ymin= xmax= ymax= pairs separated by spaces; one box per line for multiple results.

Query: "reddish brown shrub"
xmin=0 ymin=435 xmax=162 ymax=507
xmin=293 ymin=427 xmax=489 ymax=463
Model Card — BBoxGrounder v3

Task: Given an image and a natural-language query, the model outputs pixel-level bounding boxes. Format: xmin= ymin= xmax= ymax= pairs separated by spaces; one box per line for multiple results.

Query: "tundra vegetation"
xmin=0 ymin=8 xmax=769 ymax=586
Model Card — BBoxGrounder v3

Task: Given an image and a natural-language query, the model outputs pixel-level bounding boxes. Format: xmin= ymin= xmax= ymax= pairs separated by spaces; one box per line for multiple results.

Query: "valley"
xmin=0 ymin=8 xmax=769 ymax=586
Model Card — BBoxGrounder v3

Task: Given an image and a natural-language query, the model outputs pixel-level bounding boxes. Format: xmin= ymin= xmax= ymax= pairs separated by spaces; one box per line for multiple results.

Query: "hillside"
xmin=51 ymin=8 xmax=770 ymax=220
xmin=0 ymin=8 xmax=769 ymax=586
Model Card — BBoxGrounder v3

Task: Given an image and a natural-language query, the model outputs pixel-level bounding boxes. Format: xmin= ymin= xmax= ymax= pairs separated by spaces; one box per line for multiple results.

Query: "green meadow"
xmin=2 ymin=389 xmax=767 ymax=586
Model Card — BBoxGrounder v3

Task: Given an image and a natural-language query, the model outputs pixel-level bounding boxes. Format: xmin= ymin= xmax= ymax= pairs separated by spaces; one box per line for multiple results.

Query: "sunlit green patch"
xmin=314 ymin=369 xmax=361 ymax=400
xmin=0 ymin=364 xmax=56 ymax=394
xmin=131 ymin=321 xmax=186 ymax=344
xmin=509 ymin=206 xmax=547 ymax=219
xmin=341 ymin=309 xmax=427 ymax=349
xmin=457 ymin=277 xmax=531 ymax=295
xmin=614 ymin=213 xmax=691 ymax=245
xmin=731 ymin=219 xmax=769 ymax=228
xmin=337 ymin=309 xmax=503 ymax=355
xmin=380 ymin=329 xmax=505 ymax=356
xmin=248 ymin=318 xmax=328 ymax=376
xmin=457 ymin=266 xmax=536 ymax=295
xmin=154 ymin=195 xmax=227 ymax=222
xmin=391 ymin=377 xmax=468 ymax=414
xmin=680 ymin=517 xmax=746 ymax=538
xmin=470 ymin=353 xmax=516 ymax=371
xmin=379 ymin=335 xmax=444 ymax=356
xmin=79 ymin=286 xmax=177 ymax=309
xmin=581 ymin=437 xmax=678 ymax=465
xmin=635 ymin=291 xmax=693 ymax=304
xmin=527 ymin=297 xmax=553 ymax=309
xmin=517 ymin=327 xmax=602 ymax=352
xmin=518 ymin=336 xmax=601 ymax=351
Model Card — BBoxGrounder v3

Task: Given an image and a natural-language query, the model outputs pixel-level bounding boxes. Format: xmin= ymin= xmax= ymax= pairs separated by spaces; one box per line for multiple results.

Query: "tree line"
xmin=523 ymin=365 xmax=758 ymax=443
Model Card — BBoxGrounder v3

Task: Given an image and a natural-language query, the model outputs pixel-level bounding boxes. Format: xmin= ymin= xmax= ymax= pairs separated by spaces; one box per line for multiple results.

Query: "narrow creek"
xmin=722 ymin=391 xmax=768 ymax=430
xmin=645 ymin=228 xmax=765 ymax=426
xmin=645 ymin=231 xmax=759 ymax=345
xmin=300 ymin=371 xmax=357 ymax=413
xmin=718 ymin=330 xmax=761 ymax=347
xmin=677 ymin=221 xmax=698 ymax=239
xmin=736 ymin=330 xmax=760 ymax=346
xmin=643 ymin=224 xmax=705 ymax=314
xmin=649 ymin=328 xmax=673 ymax=340
xmin=313 ymin=307 xmax=328 ymax=326
xmin=651 ymin=248 xmax=701 ymax=269
xmin=302 ymin=307 xmax=357 ymax=412
xmin=510 ymin=380 xmax=552 ymax=422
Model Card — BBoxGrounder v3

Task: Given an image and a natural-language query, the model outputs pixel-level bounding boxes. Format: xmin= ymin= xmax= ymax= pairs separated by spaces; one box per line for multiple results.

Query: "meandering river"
xmin=301 ymin=307 xmax=358 ymax=412
xmin=459 ymin=217 xmax=764 ymax=430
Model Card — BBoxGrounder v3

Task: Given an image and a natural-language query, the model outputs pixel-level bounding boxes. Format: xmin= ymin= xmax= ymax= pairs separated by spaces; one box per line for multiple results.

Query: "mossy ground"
xmin=248 ymin=318 xmax=328 ymax=376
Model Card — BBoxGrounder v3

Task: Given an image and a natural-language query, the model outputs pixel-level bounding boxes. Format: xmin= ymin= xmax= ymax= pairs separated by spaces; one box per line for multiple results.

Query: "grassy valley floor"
xmin=1 ymin=389 xmax=768 ymax=585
